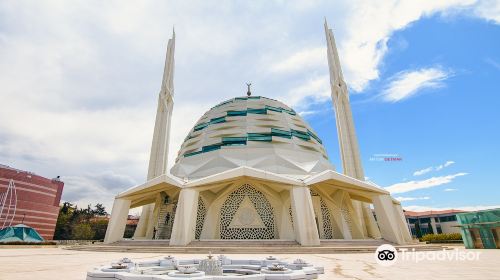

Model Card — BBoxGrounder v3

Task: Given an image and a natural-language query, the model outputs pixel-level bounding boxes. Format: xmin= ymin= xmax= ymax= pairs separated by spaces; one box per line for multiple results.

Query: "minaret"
xmin=134 ymin=30 xmax=175 ymax=238
xmin=324 ymin=20 xmax=380 ymax=238
xmin=148 ymin=29 xmax=176 ymax=179
xmin=324 ymin=21 xmax=364 ymax=180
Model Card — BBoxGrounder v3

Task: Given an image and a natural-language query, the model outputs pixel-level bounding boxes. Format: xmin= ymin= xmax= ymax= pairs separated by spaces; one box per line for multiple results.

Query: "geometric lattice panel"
xmin=320 ymin=199 xmax=334 ymax=239
xmin=341 ymin=203 xmax=353 ymax=236
xmin=310 ymin=190 xmax=336 ymax=239
xmin=195 ymin=196 xmax=207 ymax=239
xmin=219 ymin=184 xmax=277 ymax=239
xmin=228 ymin=196 xmax=266 ymax=228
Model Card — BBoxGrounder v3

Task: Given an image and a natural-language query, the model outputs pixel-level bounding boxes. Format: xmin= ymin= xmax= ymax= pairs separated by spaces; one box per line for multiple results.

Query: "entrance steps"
xmin=65 ymin=239 xmax=445 ymax=254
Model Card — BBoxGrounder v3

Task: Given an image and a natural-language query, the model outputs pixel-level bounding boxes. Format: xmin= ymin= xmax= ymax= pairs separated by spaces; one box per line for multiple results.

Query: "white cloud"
xmin=436 ymin=160 xmax=455 ymax=170
xmin=404 ymin=205 xmax=500 ymax=212
xmin=283 ymin=75 xmax=331 ymax=110
xmin=471 ymin=0 xmax=500 ymax=24
xmin=413 ymin=160 xmax=455 ymax=176
xmin=444 ymin=188 xmax=458 ymax=192
xmin=315 ymin=0 xmax=494 ymax=92
xmin=62 ymin=171 xmax=137 ymax=210
xmin=413 ymin=167 xmax=434 ymax=176
xmin=380 ymin=67 xmax=451 ymax=102
xmin=396 ymin=196 xmax=431 ymax=202
xmin=386 ymin=172 xmax=468 ymax=194
xmin=270 ymin=47 xmax=326 ymax=73
xmin=0 ymin=0 xmax=497 ymax=208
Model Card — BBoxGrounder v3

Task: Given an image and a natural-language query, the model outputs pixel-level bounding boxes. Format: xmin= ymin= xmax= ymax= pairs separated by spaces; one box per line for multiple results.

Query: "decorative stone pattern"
xmin=341 ymin=203 xmax=353 ymax=235
xmin=310 ymin=190 xmax=337 ymax=239
xmin=228 ymin=196 xmax=266 ymax=228
xmin=219 ymin=184 xmax=277 ymax=239
xmin=195 ymin=196 xmax=207 ymax=239
xmin=320 ymin=199 xmax=334 ymax=239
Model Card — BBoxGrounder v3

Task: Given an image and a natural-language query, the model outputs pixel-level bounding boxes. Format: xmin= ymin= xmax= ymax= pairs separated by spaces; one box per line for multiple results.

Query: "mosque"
xmin=104 ymin=21 xmax=412 ymax=246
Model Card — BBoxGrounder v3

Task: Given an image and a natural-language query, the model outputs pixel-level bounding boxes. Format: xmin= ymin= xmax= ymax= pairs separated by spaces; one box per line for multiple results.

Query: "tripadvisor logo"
xmin=375 ymin=244 xmax=397 ymax=266
xmin=375 ymin=244 xmax=482 ymax=266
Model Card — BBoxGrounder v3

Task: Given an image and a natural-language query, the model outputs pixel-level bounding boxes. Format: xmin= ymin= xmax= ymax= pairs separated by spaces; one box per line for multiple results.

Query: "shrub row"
xmin=419 ymin=233 xmax=463 ymax=242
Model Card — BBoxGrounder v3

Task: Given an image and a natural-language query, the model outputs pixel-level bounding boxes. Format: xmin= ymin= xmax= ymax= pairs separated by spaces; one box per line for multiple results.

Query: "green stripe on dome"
xmin=182 ymin=128 xmax=323 ymax=158
xmin=192 ymin=106 xmax=297 ymax=133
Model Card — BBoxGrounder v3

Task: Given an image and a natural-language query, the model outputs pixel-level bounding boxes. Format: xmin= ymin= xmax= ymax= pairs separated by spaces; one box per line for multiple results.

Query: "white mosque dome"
xmin=170 ymin=95 xmax=335 ymax=179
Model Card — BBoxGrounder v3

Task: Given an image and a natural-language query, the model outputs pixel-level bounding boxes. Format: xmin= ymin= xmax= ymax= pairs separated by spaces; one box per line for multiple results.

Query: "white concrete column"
xmin=290 ymin=186 xmax=320 ymax=246
xmin=372 ymin=194 xmax=405 ymax=244
xmin=351 ymin=200 xmax=367 ymax=237
xmin=104 ymin=198 xmax=131 ymax=244
xmin=344 ymin=198 xmax=365 ymax=239
xmin=394 ymin=203 xmax=413 ymax=243
xmin=363 ymin=204 xmax=382 ymax=239
xmin=133 ymin=204 xmax=153 ymax=239
xmin=331 ymin=190 xmax=352 ymax=239
xmin=279 ymin=193 xmax=294 ymax=240
xmin=169 ymin=188 xmax=199 ymax=246
xmin=430 ymin=217 xmax=438 ymax=234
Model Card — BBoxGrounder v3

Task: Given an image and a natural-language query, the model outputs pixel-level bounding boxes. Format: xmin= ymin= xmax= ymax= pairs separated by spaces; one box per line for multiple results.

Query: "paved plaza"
xmin=0 ymin=246 xmax=499 ymax=279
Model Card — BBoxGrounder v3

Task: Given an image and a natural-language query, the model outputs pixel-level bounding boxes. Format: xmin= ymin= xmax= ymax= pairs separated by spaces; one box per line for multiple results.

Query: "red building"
xmin=0 ymin=165 xmax=64 ymax=240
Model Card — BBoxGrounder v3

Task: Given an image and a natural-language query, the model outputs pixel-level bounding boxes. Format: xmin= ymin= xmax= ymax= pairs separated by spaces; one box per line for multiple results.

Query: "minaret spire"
xmin=135 ymin=30 xmax=176 ymax=239
xmin=147 ymin=30 xmax=175 ymax=180
xmin=325 ymin=20 xmax=382 ymax=239
xmin=324 ymin=20 xmax=364 ymax=180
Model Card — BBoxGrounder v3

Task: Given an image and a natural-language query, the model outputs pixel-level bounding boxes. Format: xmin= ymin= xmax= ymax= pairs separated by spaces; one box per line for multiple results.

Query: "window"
xmin=265 ymin=105 xmax=282 ymax=113
xmin=291 ymin=129 xmax=311 ymax=141
xmin=408 ymin=218 xmax=418 ymax=224
xmin=307 ymin=130 xmax=323 ymax=144
xmin=202 ymin=144 xmax=222 ymax=152
xmin=439 ymin=215 xmax=457 ymax=222
xmin=436 ymin=225 xmax=443 ymax=234
xmin=227 ymin=110 xmax=247 ymax=117
xmin=209 ymin=116 xmax=226 ymax=124
xmin=194 ymin=122 xmax=209 ymax=131
xmin=271 ymin=128 xmax=292 ymax=139
xmin=222 ymin=137 xmax=247 ymax=146
xmin=184 ymin=150 xmax=203 ymax=157
xmin=247 ymin=108 xmax=267 ymax=114
xmin=419 ymin=217 xmax=431 ymax=224
xmin=247 ymin=133 xmax=272 ymax=142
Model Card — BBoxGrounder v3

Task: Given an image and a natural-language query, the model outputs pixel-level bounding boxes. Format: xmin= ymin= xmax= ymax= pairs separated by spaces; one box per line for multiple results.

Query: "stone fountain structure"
xmin=86 ymin=254 xmax=324 ymax=280
xmin=198 ymin=253 xmax=223 ymax=276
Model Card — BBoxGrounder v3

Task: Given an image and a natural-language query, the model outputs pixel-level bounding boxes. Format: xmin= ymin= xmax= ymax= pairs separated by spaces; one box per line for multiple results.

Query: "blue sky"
xmin=307 ymin=15 xmax=500 ymax=211
xmin=0 ymin=1 xmax=499 ymax=211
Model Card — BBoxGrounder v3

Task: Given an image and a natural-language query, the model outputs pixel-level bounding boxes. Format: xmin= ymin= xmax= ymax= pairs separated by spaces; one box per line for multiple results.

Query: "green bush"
xmin=72 ymin=223 xmax=95 ymax=240
xmin=420 ymin=233 xmax=463 ymax=242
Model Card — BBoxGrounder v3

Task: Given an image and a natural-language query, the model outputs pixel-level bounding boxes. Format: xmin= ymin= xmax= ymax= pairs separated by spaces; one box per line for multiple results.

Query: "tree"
xmin=72 ymin=223 xmax=94 ymax=240
xmin=93 ymin=203 xmax=108 ymax=216
xmin=54 ymin=202 xmax=109 ymax=240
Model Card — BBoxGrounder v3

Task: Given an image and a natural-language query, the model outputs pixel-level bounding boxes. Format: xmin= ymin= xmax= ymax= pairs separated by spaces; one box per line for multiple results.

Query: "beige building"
xmin=405 ymin=209 xmax=465 ymax=238
xmin=104 ymin=21 xmax=412 ymax=246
